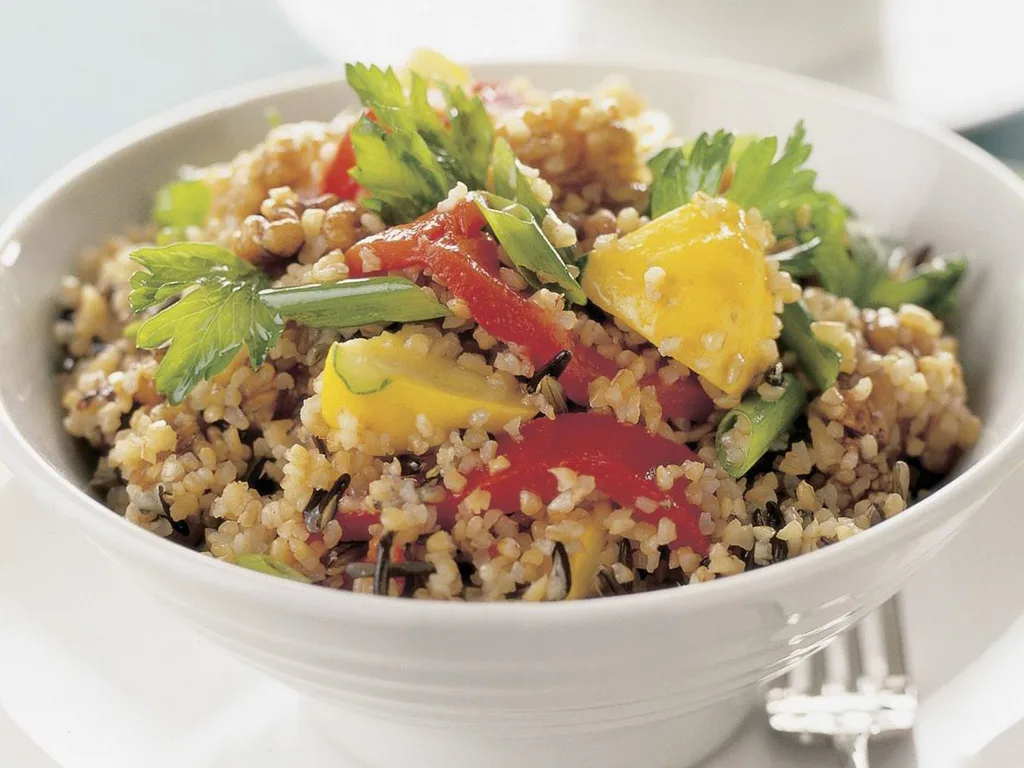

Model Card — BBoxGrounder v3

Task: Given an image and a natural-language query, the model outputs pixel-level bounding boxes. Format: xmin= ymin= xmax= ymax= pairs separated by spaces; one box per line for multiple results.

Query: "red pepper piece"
xmin=336 ymin=510 xmax=379 ymax=542
xmin=323 ymin=132 xmax=361 ymax=200
xmin=471 ymin=80 xmax=525 ymax=113
xmin=440 ymin=412 xmax=708 ymax=554
xmin=344 ymin=200 xmax=713 ymax=422
xmin=322 ymin=109 xmax=383 ymax=201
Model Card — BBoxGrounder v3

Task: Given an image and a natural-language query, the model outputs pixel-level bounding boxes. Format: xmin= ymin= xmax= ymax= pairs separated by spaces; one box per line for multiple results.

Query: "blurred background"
xmin=2 ymin=0 xmax=1024 ymax=221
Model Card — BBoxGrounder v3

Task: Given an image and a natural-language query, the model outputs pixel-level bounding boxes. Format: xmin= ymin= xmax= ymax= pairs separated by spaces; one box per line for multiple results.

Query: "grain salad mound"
xmin=56 ymin=53 xmax=980 ymax=600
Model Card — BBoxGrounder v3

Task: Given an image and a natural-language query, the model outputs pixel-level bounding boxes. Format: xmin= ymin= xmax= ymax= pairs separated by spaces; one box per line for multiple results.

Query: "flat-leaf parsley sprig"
xmin=129 ymin=243 xmax=449 ymax=404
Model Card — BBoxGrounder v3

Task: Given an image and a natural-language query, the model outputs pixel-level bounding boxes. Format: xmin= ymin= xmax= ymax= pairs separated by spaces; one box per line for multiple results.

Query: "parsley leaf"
xmin=129 ymin=242 xmax=263 ymax=311
xmin=443 ymin=82 xmax=493 ymax=189
xmin=848 ymin=228 xmax=967 ymax=315
xmin=725 ymin=123 xmax=815 ymax=216
xmin=131 ymin=245 xmax=278 ymax=404
xmin=722 ymin=122 xmax=859 ymax=296
xmin=348 ymin=115 xmax=450 ymax=224
xmin=152 ymin=180 xmax=210 ymax=229
xmin=129 ymin=242 xmax=451 ymax=404
xmin=490 ymin=137 xmax=548 ymax=222
xmin=866 ymin=258 xmax=966 ymax=315
xmin=345 ymin=63 xmax=492 ymax=223
xmin=487 ymin=137 xmax=589 ymax=297
xmin=647 ymin=130 xmax=734 ymax=219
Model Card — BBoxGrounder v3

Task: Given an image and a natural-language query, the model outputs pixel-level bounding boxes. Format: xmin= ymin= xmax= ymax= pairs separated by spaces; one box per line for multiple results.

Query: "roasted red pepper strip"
xmin=336 ymin=510 xmax=379 ymax=542
xmin=323 ymin=108 xmax=384 ymax=201
xmin=471 ymin=81 xmax=525 ymax=114
xmin=345 ymin=201 xmax=713 ymax=421
xmin=323 ymin=132 xmax=361 ymax=200
xmin=440 ymin=412 xmax=708 ymax=554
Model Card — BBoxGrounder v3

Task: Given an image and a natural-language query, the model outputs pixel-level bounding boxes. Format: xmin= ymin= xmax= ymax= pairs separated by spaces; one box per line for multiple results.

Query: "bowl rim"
xmin=3 ymin=54 xmax=1024 ymax=627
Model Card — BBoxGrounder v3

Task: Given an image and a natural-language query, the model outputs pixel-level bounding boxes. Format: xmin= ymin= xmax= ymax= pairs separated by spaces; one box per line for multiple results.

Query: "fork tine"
xmin=823 ymin=634 xmax=850 ymax=691
xmin=765 ymin=596 xmax=917 ymax=750
xmin=787 ymin=649 xmax=813 ymax=693
xmin=857 ymin=607 xmax=889 ymax=685
xmin=808 ymin=642 xmax=827 ymax=693
xmin=879 ymin=594 xmax=909 ymax=681
xmin=845 ymin=622 xmax=866 ymax=691
xmin=822 ymin=622 xmax=866 ymax=692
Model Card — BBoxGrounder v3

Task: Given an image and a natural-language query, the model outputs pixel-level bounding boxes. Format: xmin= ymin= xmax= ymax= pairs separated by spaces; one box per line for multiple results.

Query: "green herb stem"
xmin=259 ymin=277 xmax=449 ymax=328
xmin=473 ymin=193 xmax=586 ymax=304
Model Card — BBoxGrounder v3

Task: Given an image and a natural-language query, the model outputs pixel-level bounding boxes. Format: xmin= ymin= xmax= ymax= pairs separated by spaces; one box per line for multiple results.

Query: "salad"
xmin=56 ymin=52 xmax=980 ymax=600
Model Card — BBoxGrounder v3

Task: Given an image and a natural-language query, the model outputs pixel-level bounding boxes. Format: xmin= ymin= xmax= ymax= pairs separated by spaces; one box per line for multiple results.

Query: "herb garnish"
xmin=130 ymin=243 xmax=280 ymax=405
xmin=649 ymin=121 xmax=966 ymax=314
xmin=129 ymin=243 xmax=448 ymax=404
xmin=152 ymin=179 xmax=210 ymax=232
xmin=724 ymin=122 xmax=856 ymax=296
xmin=473 ymin=192 xmax=586 ymax=303
xmin=647 ymin=130 xmax=734 ymax=219
xmin=344 ymin=65 xmax=584 ymax=302
xmin=847 ymin=227 xmax=967 ymax=315
xmin=345 ymin=63 xmax=492 ymax=224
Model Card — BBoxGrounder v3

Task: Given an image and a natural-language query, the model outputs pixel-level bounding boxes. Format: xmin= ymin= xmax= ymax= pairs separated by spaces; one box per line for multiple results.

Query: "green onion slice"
xmin=473 ymin=192 xmax=586 ymax=304
xmin=716 ymin=373 xmax=807 ymax=478
xmin=259 ymin=277 xmax=449 ymax=328
xmin=235 ymin=553 xmax=312 ymax=583
xmin=778 ymin=301 xmax=841 ymax=391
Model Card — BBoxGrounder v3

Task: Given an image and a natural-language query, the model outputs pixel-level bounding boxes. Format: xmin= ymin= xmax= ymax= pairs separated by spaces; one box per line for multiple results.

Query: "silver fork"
xmin=765 ymin=596 xmax=918 ymax=767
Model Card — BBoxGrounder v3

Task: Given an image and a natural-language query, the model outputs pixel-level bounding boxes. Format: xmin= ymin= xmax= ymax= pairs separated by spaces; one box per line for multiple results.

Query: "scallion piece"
xmin=259 ymin=277 xmax=449 ymax=328
xmin=778 ymin=300 xmax=841 ymax=391
xmin=473 ymin=192 xmax=586 ymax=304
xmin=716 ymin=373 xmax=807 ymax=478
xmin=235 ymin=553 xmax=311 ymax=583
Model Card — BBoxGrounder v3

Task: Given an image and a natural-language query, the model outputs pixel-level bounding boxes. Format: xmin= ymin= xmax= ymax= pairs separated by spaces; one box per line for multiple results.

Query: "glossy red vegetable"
xmin=323 ymin=108 xmax=383 ymax=201
xmin=322 ymin=132 xmax=361 ymax=200
xmin=471 ymin=81 xmax=525 ymax=113
xmin=440 ymin=412 xmax=708 ymax=554
xmin=336 ymin=510 xmax=379 ymax=541
xmin=344 ymin=200 xmax=713 ymax=422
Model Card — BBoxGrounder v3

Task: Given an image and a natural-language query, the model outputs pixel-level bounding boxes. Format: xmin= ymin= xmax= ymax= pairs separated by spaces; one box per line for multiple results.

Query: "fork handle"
xmin=833 ymin=733 xmax=870 ymax=768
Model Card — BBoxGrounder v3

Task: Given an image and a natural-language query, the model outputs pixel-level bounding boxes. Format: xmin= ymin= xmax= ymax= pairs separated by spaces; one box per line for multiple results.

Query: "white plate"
xmin=3 ymin=460 xmax=1024 ymax=768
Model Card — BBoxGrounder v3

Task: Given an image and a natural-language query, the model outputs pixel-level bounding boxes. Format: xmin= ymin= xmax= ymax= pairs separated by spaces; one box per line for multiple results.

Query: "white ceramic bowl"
xmin=278 ymin=0 xmax=882 ymax=76
xmin=2 ymin=59 xmax=1024 ymax=768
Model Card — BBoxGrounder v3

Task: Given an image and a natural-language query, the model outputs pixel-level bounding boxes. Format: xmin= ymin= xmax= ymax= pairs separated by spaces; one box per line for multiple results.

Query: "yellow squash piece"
xmin=581 ymin=196 xmax=776 ymax=395
xmin=321 ymin=329 xmax=536 ymax=454
xmin=567 ymin=518 xmax=608 ymax=600
xmin=405 ymin=49 xmax=471 ymax=87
